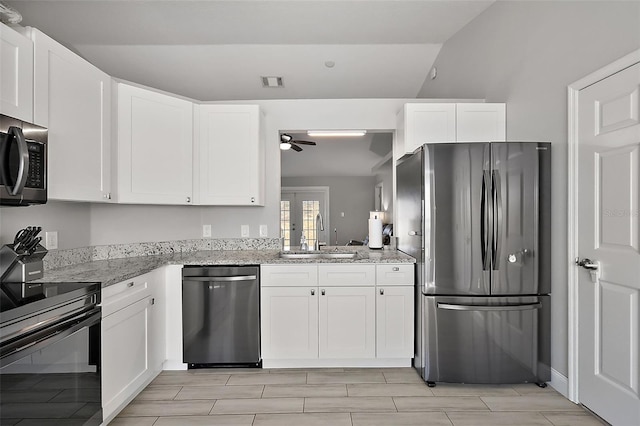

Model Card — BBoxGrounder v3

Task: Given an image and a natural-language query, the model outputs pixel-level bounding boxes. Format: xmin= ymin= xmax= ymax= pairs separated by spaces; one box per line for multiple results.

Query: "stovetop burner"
xmin=1 ymin=281 xmax=101 ymax=325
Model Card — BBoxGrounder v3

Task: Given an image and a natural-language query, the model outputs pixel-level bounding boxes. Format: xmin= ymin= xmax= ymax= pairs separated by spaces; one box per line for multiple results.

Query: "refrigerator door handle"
xmin=480 ymin=171 xmax=490 ymax=271
xmin=492 ymin=170 xmax=503 ymax=270
xmin=437 ymin=302 xmax=542 ymax=312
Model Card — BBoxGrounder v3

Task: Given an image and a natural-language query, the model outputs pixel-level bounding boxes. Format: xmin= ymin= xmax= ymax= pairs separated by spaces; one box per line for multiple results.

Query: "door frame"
xmin=281 ymin=186 xmax=331 ymax=246
xmin=567 ymin=48 xmax=640 ymax=403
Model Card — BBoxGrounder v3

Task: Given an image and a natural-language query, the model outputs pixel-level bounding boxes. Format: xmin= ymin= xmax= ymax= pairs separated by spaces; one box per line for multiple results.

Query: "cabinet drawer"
xmin=376 ymin=264 xmax=414 ymax=286
xmin=261 ymin=265 xmax=318 ymax=287
xmin=101 ymin=275 xmax=150 ymax=317
xmin=318 ymin=264 xmax=375 ymax=286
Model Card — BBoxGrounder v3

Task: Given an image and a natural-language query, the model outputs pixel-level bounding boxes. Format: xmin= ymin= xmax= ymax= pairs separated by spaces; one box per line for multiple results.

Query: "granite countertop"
xmin=40 ymin=247 xmax=415 ymax=288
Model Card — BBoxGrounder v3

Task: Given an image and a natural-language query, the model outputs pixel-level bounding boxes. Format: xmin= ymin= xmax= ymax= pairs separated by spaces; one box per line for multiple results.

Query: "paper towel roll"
xmin=368 ymin=218 xmax=383 ymax=249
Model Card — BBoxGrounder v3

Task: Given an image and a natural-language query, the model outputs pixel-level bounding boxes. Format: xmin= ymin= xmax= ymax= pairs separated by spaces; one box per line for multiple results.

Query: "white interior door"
xmin=577 ymin=62 xmax=640 ymax=425
xmin=281 ymin=188 xmax=328 ymax=250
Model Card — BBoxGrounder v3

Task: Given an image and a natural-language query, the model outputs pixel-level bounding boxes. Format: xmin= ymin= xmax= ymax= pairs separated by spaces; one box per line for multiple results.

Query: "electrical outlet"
xmin=259 ymin=225 xmax=268 ymax=237
xmin=241 ymin=225 xmax=250 ymax=238
xmin=202 ymin=224 xmax=211 ymax=238
xmin=45 ymin=231 xmax=58 ymax=250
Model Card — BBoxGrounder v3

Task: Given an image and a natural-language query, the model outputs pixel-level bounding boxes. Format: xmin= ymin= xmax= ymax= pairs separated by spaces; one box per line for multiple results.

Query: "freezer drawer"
xmin=422 ymin=295 xmax=550 ymax=384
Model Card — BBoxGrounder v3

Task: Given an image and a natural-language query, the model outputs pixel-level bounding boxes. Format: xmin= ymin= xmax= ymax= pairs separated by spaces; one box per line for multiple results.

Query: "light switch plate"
xmin=241 ymin=225 xmax=250 ymax=238
xmin=259 ymin=225 xmax=268 ymax=237
xmin=45 ymin=231 xmax=58 ymax=250
xmin=202 ymin=224 xmax=211 ymax=238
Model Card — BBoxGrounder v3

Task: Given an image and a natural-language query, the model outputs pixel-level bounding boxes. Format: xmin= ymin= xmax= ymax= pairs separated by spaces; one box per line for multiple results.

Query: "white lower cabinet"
xmin=101 ymin=269 xmax=166 ymax=423
xmin=261 ymin=263 xmax=414 ymax=367
xmin=261 ymin=286 xmax=318 ymax=359
xmin=102 ymin=296 xmax=151 ymax=420
xmin=376 ymin=286 xmax=414 ymax=358
xmin=318 ymin=286 xmax=375 ymax=359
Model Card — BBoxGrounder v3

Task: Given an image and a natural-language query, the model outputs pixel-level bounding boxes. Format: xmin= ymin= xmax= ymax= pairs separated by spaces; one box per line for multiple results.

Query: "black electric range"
xmin=0 ymin=281 xmax=103 ymax=425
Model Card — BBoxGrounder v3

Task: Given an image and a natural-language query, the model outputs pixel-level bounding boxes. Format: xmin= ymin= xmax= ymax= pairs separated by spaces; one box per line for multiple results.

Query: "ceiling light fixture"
xmin=307 ymin=130 xmax=367 ymax=137
xmin=280 ymin=142 xmax=292 ymax=150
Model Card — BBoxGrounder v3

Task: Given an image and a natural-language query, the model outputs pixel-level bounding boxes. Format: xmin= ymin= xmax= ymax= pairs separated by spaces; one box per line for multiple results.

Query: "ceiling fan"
xmin=280 ymin=133 xmax=316 ymax=152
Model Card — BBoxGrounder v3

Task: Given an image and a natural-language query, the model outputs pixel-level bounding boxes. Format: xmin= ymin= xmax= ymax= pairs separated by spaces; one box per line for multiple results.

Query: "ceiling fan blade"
xmin=292 ymin=140 xmax=316 ymax=145
xmin=290 ymin=143 xmax=303 ymax=152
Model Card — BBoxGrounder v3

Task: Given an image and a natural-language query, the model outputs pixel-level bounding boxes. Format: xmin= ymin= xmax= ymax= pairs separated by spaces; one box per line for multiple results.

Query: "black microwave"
xmin=0 ymin=114 xmax=47 ymax=206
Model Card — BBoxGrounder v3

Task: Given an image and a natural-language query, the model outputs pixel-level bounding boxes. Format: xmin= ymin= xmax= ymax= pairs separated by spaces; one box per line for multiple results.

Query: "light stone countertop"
xmin=40 ymin=247 xmax=415 ymax=288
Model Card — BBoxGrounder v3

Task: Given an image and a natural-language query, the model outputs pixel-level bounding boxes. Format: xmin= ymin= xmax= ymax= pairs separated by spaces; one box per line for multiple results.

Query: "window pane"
xmin=280 ymin=200 xmax=291 ymax=249
xmin=302 ymin=200 xmax=320 ymax=248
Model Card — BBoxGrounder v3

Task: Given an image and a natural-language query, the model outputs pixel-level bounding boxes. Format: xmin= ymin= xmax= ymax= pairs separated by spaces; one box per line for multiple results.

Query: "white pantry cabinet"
xmin=31 ymin=29 xmax=112 ymax=202
xmin=0 ymin=23 xmax=33 ymax=122
xmin=397 ymin=102 xmax=506 ymax=155
xmin=101 ymin=270 xmax=166 ymax=423
xmin=197 ymin=104 xmax=264 ymax=205
xmin=116 ymin=83 xmax=193 ymax=204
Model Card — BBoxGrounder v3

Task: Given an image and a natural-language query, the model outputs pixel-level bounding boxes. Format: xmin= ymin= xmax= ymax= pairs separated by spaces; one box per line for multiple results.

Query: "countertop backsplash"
xmin=43 ymin=238 xmax=282 ymax=270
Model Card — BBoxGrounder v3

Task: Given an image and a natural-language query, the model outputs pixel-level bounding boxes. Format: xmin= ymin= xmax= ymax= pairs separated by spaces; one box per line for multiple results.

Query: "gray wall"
xmin=0 ymin=201 xmax=91 ymax=250
xmin=281 ymin=176 xmax=377 ymax=245
xmin=417 ymin=0 xmax=640 ymax=378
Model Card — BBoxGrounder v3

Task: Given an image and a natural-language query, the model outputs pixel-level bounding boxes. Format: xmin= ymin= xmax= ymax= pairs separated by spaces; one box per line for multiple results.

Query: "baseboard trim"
xmin=550 ymin=368 xmax=569 ymax=398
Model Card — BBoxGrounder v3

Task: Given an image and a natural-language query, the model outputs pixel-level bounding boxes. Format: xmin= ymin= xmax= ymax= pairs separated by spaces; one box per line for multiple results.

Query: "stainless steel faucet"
xmin=314 ymin=213 xmax=325 ymax=250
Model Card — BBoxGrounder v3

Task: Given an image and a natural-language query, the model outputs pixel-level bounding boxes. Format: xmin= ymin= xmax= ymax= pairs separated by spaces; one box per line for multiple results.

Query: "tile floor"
xmin=112 ymin=368 xmax=605 ymax=426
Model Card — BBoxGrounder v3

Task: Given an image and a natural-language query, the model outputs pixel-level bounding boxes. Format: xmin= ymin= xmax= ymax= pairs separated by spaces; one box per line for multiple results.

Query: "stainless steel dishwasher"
xmin=182 ymin=266 xmax=260 ymax=367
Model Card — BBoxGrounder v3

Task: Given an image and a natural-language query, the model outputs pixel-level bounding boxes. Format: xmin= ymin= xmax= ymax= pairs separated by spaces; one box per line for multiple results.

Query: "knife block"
xmin=0 ymin=244 xmax=48 ymax=283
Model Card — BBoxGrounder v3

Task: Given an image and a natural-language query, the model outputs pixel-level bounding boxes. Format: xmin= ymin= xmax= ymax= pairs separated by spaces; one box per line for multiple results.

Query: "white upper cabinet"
xmin=116 ymin=83 xmax=193 ymax=205
xmin=197 ymin=104 xmax=264 ymax=205
xmin=32 ymin=29 xmax=112 ymax=202
xmin=396 ymin=102 xmax=506 ymax=156
xmin=456 ymin=103 xmax=506 ymax=142
xmin=398 ymin=103 xmax=456 ymax=154
xmin=0 ymin=23 xmax=33 ymax=122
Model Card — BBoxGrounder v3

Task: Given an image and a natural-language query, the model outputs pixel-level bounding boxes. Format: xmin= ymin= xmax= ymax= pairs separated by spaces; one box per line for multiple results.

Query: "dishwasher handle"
xmin=183 ymin=275 xmax=257 ymax=282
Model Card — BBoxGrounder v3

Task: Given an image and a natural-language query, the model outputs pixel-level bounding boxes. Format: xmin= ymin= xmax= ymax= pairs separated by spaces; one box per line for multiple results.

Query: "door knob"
xmin=575 ymin=258 xmax=599 ymax=270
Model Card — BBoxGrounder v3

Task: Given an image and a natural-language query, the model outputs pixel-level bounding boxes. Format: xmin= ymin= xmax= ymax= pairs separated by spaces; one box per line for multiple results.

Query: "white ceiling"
xmin=280 ymin=131 xmax=392 ymax=178
xmin=8 ymin=0 xmax=495 ymax=101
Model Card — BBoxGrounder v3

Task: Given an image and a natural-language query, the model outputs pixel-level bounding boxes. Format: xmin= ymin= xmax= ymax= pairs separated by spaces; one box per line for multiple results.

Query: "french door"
xmin=281 ymin=188 xmax=328 ymax=250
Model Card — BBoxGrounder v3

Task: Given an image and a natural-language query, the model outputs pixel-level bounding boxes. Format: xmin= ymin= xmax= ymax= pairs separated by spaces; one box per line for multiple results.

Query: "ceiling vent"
xmin=261 ymin=76 xmax=284 ymax=88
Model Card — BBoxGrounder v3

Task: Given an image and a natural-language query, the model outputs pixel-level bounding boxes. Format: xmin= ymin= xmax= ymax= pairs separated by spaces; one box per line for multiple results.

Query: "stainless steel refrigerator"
xmin=396 ymin=142 xmax=551 ymax=385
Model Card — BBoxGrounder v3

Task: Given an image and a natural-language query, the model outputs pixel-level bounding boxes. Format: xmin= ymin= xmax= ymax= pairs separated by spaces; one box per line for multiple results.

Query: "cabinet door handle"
xmin=151 ymin=298 xmax=155 ymax=305
xmin=392 ymin=267 xmax=399 ymax=272
xmin=321 ymin=289 xmax=325 ymax=296
xmin=380 ymin=288 xmax=384 ymax=295
xmin=127 ymin=282 xmax=134 ymax=288
xmin=310 ymin=289 xmax=315 ymax=296
xmin=186 ymin=196 xmax=191 ymax=203
xmin=251 ymin=197 xmax=255 ymax=203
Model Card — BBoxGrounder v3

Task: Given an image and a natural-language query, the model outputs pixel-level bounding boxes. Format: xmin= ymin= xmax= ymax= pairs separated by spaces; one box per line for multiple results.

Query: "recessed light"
xmin=307 ymin=130 xmax=367 ymax=137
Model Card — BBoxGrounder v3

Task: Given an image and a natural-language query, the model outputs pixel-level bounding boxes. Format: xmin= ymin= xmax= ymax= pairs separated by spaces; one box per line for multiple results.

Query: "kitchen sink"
xmin=279 ymin=251 xmax=358 ymax=259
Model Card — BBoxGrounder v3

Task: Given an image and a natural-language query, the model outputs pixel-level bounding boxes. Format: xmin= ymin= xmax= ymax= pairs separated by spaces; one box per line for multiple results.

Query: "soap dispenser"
xmin=300 ymin=234 xmax=308 ymax=251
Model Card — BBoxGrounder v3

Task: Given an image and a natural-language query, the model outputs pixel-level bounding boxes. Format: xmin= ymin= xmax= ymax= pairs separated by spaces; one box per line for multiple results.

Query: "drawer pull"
xmin=392 ymin=267 xmax=399 ymax=272
xmin=321 ymin=289 xmax=326 ymax=296
xmin=380 ymin=288 xmax=384 ymax=295
xmin=311 ymin=289 xmax=315 ymax=296
xmin=127 ymin=282 xmax=134 ymax=288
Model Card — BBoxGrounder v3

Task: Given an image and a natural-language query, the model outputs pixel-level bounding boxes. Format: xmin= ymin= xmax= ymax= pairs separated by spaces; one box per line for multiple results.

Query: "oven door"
xmin=0 ymin=309 xmax=102 ymax=425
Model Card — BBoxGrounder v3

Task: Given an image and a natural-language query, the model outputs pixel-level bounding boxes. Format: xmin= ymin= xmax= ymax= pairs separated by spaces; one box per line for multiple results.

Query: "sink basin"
xmin=279 ymin=251 xmax=358 ymax=260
